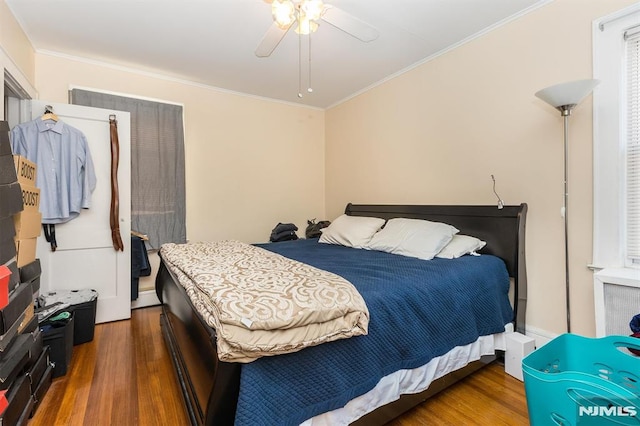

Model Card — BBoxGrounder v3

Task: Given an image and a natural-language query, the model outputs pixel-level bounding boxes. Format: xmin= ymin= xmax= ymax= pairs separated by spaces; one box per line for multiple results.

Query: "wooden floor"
xmin=29 ymin=306 xmax=529 ymax=425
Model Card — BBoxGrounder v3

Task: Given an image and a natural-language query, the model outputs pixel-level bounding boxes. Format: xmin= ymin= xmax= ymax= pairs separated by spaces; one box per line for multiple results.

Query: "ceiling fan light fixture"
xmin=272 ymin=0 xmax=296 ymax=29
xmin=301 ymin=0 xmax=325 ymax=21
xmin=295 ymin=16 xmax=319 ymax=35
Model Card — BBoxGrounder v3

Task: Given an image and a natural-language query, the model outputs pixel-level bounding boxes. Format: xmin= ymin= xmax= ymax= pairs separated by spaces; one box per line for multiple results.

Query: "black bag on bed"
xmin=305 ymin=219 xmax=331 ymax=239
xmin=270 ymin=223 xmax=299 ymax=242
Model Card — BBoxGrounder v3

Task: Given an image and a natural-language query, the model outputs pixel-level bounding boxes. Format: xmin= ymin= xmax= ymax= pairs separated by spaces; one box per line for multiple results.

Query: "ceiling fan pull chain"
xmin=308 ymin=29 xmax=313 ymax=93
xmin=298 ymin=28 xmax=303 ymax=98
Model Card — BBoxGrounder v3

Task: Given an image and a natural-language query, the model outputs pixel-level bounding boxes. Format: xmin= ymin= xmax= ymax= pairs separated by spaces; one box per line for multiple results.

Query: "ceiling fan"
xmin=255 ymin=0 xmax=379 ymax=58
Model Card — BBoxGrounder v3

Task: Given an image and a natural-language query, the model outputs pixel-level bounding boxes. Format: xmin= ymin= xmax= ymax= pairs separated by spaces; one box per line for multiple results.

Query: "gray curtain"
xmin=71 ymin=89 xmax=186 ymax=249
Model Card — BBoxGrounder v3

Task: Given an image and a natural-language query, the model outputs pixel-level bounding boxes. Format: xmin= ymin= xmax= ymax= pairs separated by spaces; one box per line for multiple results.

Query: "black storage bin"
xmin=37 ymin=290 xmax=97 ymax=345
xmin=68 ymin=299 xmax=96 ymax=345
xmin=41 ymin=313 xmax=74 ymax=378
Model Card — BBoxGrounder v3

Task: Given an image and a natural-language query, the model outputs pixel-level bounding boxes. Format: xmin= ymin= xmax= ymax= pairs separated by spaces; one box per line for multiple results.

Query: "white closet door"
xmin=29 ymin=100 xmax=131 ymax=323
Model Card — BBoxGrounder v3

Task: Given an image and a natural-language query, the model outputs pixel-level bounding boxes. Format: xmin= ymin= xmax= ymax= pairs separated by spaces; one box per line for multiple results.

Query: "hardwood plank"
xmin=388 ymin=363 xmax=530 ymax=426
xmin=29 ymin=306 xmax=189 ymax=426
xmin=29 ymin=307 xmax=529 ymax=425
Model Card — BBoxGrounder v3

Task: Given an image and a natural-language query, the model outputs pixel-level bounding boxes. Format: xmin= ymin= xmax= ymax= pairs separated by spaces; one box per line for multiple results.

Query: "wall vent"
xmin=594 ymin=269 xmax=640 ymax=337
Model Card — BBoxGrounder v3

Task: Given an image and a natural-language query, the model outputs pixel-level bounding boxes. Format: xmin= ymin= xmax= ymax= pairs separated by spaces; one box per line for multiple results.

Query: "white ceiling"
xmin=6 ymin=0 xmax=548 ymax=109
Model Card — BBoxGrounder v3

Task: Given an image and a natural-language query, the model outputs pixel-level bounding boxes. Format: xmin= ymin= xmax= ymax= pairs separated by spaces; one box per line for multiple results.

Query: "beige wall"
xmin=34 ymin=54 xmax=325 ymax=245
xmin=0 ymin=1 xmax=36 ymax=105
xmin=325 ymin=0 xmax=638 ymax=338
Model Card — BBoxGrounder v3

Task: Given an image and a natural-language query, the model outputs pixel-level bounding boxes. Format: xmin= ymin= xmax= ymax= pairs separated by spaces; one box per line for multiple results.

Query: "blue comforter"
xmin=234 ymin=239 xmax=513 ymax=425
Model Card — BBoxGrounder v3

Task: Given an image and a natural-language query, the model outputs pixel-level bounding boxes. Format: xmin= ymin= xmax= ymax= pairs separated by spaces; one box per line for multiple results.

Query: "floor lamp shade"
xmin=535 ymin=79 xmax=600 ymax=112
xmin=534 ymin=78 xmax=599 ymax=334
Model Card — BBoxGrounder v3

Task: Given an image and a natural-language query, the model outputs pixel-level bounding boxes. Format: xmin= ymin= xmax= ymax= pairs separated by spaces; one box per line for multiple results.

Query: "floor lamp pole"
xmin=562 ymin=111 xmax=571 ymax=334
xmin=534 ymin=78 xmax=600 ymax=335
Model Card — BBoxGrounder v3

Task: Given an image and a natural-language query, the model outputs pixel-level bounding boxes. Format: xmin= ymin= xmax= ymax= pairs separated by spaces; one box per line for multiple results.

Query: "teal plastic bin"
xmin=522 ymin=334 xmax=640 ymax=425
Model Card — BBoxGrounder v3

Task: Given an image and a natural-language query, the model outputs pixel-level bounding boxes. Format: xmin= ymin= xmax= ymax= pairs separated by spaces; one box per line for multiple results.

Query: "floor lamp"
xmin=534 ymin=79 xmax=600 ymax=333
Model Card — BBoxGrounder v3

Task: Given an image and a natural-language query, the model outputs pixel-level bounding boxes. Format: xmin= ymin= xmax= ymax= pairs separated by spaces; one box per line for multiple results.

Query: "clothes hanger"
xmin=131 ymin=230 xmax=149 ymax=241
xmin=41 ymin=105 xmax=59 ymax=122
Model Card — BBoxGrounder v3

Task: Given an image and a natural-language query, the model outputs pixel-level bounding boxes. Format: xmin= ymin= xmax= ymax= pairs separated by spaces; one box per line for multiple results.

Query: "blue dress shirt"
xmin=10 ymin=118 xmax=97 ymax=224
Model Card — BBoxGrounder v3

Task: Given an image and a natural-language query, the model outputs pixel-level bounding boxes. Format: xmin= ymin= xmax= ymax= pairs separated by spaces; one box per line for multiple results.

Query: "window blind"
xmin=627 ymin=30 xmax=640 ymax=263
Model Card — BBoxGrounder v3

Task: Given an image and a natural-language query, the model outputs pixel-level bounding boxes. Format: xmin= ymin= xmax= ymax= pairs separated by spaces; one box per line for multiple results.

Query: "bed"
xmin=156 ymin=202 xmax=528 ymax=425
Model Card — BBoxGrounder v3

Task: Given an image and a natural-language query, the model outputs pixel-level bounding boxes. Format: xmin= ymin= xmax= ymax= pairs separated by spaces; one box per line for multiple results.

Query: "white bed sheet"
xmin=301 ymin=324 xmax=512 ymax=426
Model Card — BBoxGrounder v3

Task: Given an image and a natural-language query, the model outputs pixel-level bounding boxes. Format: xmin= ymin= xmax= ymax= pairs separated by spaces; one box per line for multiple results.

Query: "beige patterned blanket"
xmin=160 ymin=240 xmax=369 ymax=363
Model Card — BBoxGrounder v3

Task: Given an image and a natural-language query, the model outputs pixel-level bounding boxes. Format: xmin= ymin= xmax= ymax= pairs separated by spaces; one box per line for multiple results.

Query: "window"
xmin=70 ymin=89 xmax=186 ymax=249
xmin=627 ymin=28 xmax=640 ymax=264
xmin=593 ymin=5 xmax=640 ymax=270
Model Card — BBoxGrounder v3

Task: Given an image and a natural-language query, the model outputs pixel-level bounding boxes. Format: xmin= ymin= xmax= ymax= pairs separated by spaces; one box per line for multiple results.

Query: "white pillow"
xmin=436 ymin=235 xmax=487 ymax=259
xmin=366 ymin=218 xmax=458 ymax=260
xmin=318 ymin=214 xmax=385 ymax=248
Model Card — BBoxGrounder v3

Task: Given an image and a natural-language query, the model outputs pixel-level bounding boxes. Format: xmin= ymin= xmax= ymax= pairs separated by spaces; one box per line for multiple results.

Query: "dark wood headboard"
xmin=344 ymin=203 xmax=528 ymax=334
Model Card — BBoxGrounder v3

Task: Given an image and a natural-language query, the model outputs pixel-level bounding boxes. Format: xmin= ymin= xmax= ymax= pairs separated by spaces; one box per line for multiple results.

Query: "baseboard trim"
xmin=524 ymin=325 xmax=558 ymax=348
xmin=132 ymin=289 xmax=161 ymax=309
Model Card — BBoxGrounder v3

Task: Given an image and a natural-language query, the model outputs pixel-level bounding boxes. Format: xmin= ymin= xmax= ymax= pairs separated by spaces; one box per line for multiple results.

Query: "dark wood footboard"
xmin=157 ymin=258 xmax=240 ymax=425
xmin=156 ymin=203 xmax=527 ymax=425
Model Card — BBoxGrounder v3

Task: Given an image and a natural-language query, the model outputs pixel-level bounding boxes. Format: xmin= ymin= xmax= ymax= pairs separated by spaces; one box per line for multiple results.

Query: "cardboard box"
xmin=0 ymin=122 xmax=10 ymax=157
xmin=19 ymin=185 xmax=39 ymax=214
xmin=0 ymin=156 xmax=17 ymax=186
xmin=12 ymin=156 xmax=36 ymax=187
xmin=14 ymin=239 xmax=36 ymax=268
xmin=13 ymin=212 xmax=41 ymax=239
xmin=0 ymin=182 xmax=23 ymax=218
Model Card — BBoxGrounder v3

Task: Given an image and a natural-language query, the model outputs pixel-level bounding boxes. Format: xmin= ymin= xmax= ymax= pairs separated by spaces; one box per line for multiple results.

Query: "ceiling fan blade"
xmin=320 ymin=6 xmax=379 ymax=42
xmin=255 ymin=21 xmax=292 ymax=58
